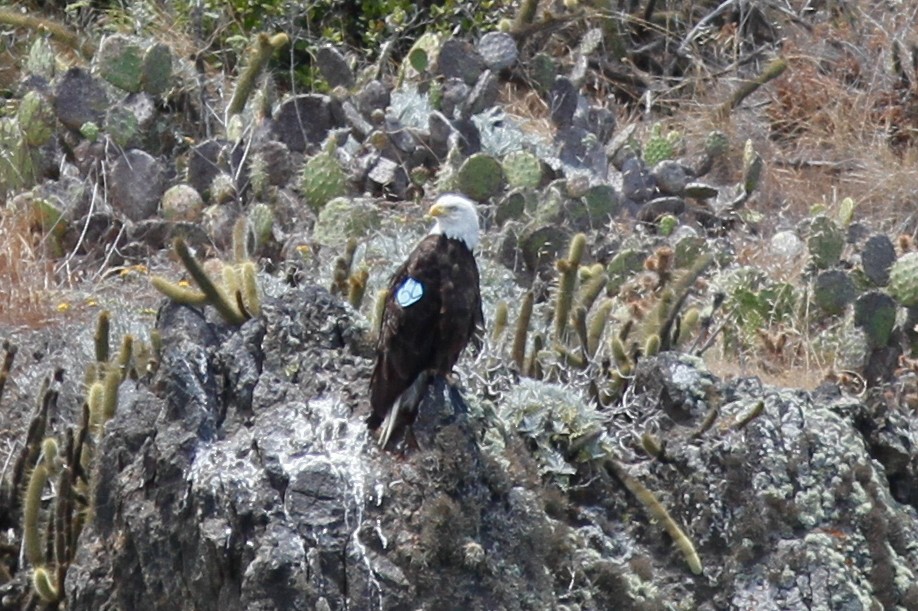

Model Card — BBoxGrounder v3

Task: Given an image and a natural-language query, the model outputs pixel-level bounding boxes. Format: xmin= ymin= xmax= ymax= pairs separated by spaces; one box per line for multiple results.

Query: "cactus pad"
xmin=888 ymin=251 xmax=918 ymax=307
xmin=502 ymin=150 xmax=542 ymax=189
xmin=97 ymin=34 xmax=144 ymax=93
xmin=806 ymin=215 xmax=844 ymax=270
xmin=301 ymin=146 xmax=347 ymax=211
xmin=457 ymin=153 xmax=504 ymax=201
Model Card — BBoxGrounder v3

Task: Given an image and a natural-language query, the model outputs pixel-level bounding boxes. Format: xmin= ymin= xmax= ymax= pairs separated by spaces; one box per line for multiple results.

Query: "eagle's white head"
xmin=427 ymin=194 xmax=480 ymax=250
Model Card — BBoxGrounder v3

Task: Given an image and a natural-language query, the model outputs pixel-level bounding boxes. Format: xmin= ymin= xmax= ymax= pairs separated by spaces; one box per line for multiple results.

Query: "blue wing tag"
xmin=395 ymin=277 xmax=424 ymax=307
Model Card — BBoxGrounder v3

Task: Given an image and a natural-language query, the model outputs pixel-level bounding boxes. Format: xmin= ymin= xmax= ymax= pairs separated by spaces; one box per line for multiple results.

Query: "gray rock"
xmin=107 ymin=149 xmax=165 ymax=221
xmin=53 ymin=67 xmax=110 ymax=130
xmin=273 ymin=94 xmax=339 ymax=153
xmin=437 ymin=38 xmax=486 ymax=85
xmin=316 ymin=45 xmax=354 ymax=89
xmin=621 ymin=155 xmax=656 ymax=202
xmin=255 ymin=140 xmax=293 ymax=187
xmin=161 ymin=183 xmax=204 ymax=222
xmin=652 ymin=159 xmax=690 ymax=195
xmin=467 ymin=69 xmax=500 ymax=116
xmin=548 ymin=76 xmax=578 ymax=128
xmin=186 ymin=139 xmax=246 ymax=199
xmin=440 ymin=77 xmax=470 ymax=119
xmin=355 ymin=80 xmax=390 ymax=117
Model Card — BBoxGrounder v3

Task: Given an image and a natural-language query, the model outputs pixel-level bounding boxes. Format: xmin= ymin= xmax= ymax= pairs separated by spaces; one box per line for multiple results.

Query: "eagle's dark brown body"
xmin=367 ymin=233 xmax=483 ymax=439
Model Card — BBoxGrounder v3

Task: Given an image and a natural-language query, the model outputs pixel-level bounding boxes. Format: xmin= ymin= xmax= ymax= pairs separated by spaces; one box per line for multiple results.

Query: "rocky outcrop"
xmin=57 ymin=284 xmax=918 ymax=610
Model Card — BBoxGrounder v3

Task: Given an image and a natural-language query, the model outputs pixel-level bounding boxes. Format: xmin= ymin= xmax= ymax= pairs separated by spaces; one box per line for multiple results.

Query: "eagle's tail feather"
xmin=378 ymin=371 xmax=431 ymax=450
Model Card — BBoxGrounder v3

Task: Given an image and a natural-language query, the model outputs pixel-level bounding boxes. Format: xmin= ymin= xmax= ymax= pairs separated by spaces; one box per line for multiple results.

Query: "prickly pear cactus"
xmin=141 ymin=42 xmax=173 ymax=96
xmin=301 ymin=141 xmax=347 ymax=211
xmin=861 ymin=234 xmax=896 ymax=287
xmin=248 ymin=202 xmax=275 ymax=250
xmin=457 ymin=153 xmax=503 ymax=201
xmin=105 ymin=106 xmax=139 ymax=148
xmin=26 ymin=36 xmax=56 ymax=79
xmin=643 ymin=124 xmax=679 ymax=166
xmin=96 ymin=34 xmax=144 ymax=93
xmin=806 ymin=215 xmax=844 ymax=270
xmin=17 ymin=92 xmax=55 ymax=147
xmin=888 ymin=251 xmax=918 ymax=307
xmin=812 ymin=269 xmax=855 ymax=316
xmin=854 ymin=291 xmax=896 ymax=348
xmin=704 ymin=130 xmax=728 ymax=158
xmin=502 ymin=150 xmax=542 ymax=189
xmin=0 ymin=119 xmax=31 ymax=193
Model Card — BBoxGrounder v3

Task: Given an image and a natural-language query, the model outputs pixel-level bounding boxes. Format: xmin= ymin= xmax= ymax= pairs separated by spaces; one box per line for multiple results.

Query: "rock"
xmin=253 ymin=140 xmax=293 ymax=187
xmin=548 ymin=77 xmax=578 ymax=128
xmin=467 ymin=69 xmax=500 ymax=116
xmin=621 ymin=155 xmax=656 ymax=202
xmin=638 ymin=196 xmax=685 ymax=223
xmin=440 ymin=77 xmax=470 ymax=119
xmin=273 ymin=94 xmax=339 ymax=153
xmin=355 ymin=80 xmax=390 ymax=117
xmin=186 ymin=139 xmax=245 ymax=199
xmin=107 ymin=149 xmax=165 ymax=221
xmin=161 ymin=184 xmax=204 ymax=222
xmin=573 ymin=104 xmax=615 ymax=143
xmin=652 ymin=159 xmax=690 ymax=195
xmin=316 ymin=45 xmax=354 ymax=89
xmin=53 ymin=67 xmax=110 ymax=130
xmin=437 ymin=39 xmax=486 ymax=85
xmin=771 ymin=230 xmax=805 ymax=258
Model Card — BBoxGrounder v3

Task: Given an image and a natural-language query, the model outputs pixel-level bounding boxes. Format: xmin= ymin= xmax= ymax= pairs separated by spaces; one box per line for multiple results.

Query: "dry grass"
xmin=0 ymin=205 xmax=79 ymax=329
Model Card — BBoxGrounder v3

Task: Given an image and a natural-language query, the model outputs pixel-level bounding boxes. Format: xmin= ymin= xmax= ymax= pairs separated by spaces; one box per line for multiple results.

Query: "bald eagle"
xmin=368 ymin=194 xmax=484 ymax=450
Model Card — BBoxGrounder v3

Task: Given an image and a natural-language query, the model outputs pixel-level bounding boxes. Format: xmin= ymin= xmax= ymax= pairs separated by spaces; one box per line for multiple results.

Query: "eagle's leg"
xmin=443 ymin=372 xmax=470 ymax=414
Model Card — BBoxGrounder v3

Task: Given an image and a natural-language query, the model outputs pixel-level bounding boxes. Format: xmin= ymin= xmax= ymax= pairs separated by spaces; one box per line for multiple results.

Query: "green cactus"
xmin=151 ymin=238 xmax=249 ymax=325
xmin=742 ymin=139 xmax=764 ymax=194
xmin=457 ymin=153 xmax=504 ymax=202
xmin=141 ymin=42 xmax=173 ymax=96
xmin=888 ymin=251 xmax=918 ymax=307
xmin=226 ymin=32 xmax=289 ymax=118
xmin=806 ymin=215 xmax=845 ymax=270
xmin=606 ymin=249 xmax=646 ymax=295
xmin=80 ymin=121 xmax=100 ymax=142
xmin=95 ymin=310 xmax=111 ymax=363
xmin=18 ymin=91 xmax=55 ymax=147
xmin=32 ymin=566 xmax=60 ymax=603
xmin=603 ymin=458 xmax=702 ymax=575
xmin=853 ymin=292 xmax=896 ymax=348
xmin=301 ymin=141 xmax=348 ymax=211
xmin=495 ymin=189 xmax=528 ymax=226
xmin=554 ymin=233 xmax=587 ymax=341
xmin=581 ymin=184 xmax=622 ymax=224
xmin=502 ymin=150 xmax=542 ymax=189
xmin=492 ymin=301 xmax=509 ymax=343
xmin=704 ymin=130 xmax=728 ymax=158
xmin=643 ymin=123 xmax=679 ymax=166
xmin=812 ymin=269 xmax=855 ymax=316
xmin=512 ymin=291 xmax=534 ymax=370
xmin=23 ymin=462 xmax=48 ymax=565
xmin=248 ymin=202 xmax=275 ymax=251
xmin=105 ymin=105 xmax=139 ymax=148
xmin=26 ymin=35 xmax=56 ymax=79
xmin=97 ymin=34 xmax=144 ymax=92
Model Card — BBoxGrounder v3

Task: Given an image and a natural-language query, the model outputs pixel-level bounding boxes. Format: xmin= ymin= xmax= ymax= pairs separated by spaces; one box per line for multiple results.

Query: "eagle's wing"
xmin=367 ymin=236 xmax=442 ymax=430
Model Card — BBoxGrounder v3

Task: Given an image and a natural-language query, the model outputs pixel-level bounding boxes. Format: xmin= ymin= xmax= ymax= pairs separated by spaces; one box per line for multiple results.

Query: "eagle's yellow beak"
xmin=426 ymin=203 xmax=446 ymax=220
